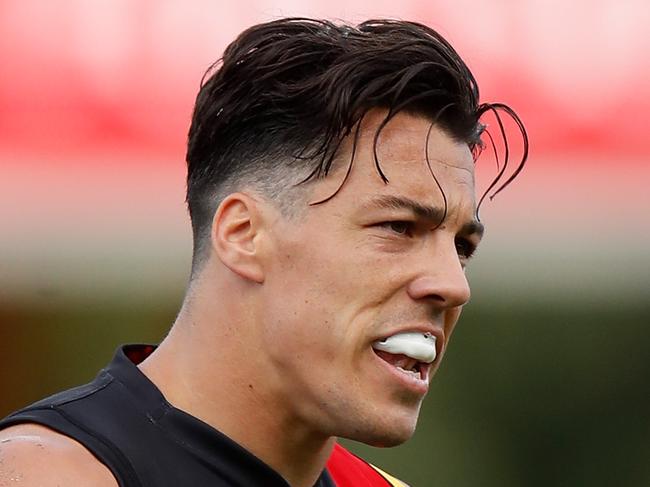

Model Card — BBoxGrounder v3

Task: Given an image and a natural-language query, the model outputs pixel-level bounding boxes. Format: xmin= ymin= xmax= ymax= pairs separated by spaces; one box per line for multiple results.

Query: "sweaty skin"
xmin=0 ymin=423 xmax=117 ymax=486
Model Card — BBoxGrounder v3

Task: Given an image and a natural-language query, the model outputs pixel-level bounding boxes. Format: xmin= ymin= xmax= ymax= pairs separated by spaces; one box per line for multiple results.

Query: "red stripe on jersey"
xmin=326 ymin=443 xmax=391 ymax=486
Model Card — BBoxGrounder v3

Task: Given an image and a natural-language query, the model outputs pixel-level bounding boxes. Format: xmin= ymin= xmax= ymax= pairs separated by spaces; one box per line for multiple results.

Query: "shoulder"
xmin=326 ymin=443 xmax=410 ymax=487
xmin=0 ymin=423 xmax=118 ymax=487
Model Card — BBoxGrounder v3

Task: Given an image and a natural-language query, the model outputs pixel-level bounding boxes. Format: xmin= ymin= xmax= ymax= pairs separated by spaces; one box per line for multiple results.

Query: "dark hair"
xmin=186 ymin=17 xmax=528 ymax=273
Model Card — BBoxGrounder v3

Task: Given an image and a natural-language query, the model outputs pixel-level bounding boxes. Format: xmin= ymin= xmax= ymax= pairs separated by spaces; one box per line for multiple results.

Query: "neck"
xmin=139 ymin=289 xmax=335 ymax=487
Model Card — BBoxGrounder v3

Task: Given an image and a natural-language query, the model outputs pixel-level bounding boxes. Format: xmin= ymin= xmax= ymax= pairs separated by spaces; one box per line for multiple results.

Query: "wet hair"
xmin=186 ymin=17 xmax=528 ymax=274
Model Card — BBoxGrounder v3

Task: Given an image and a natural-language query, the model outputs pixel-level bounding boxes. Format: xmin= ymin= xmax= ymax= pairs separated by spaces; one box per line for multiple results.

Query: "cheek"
xmin=262 ymin=225 xmax=396 ymax=356
xmin=262 ymin=257 xmax=343 ymax=359
xmin=261 ymin=278 xmax=369 ymax=374
xmin=444 ymin=306 xmax=463 ymax=339
xmin=271 ymin=233 xmax=360 ymax=310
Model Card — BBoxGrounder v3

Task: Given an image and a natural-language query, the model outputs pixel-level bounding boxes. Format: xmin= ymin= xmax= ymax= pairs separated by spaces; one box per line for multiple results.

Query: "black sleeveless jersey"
xmin=0 ymin=344 xmax=336 ymax=487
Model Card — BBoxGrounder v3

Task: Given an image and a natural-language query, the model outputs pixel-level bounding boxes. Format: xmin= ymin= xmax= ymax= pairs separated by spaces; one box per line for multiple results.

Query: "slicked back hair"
xmin=186 ymin=18 xmax=528 ymax=275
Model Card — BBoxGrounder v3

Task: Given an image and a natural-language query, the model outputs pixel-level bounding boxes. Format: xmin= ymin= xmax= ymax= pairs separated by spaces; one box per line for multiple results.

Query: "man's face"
xmin=258 ymin=110 xmax=481 ymax=446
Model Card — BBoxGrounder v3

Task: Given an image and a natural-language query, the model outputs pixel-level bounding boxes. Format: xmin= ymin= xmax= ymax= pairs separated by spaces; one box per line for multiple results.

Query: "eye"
xmin=378 ymin=221 xmax=415 ymax=237
xmin=455 ymin=237 xmax=477 ymax=260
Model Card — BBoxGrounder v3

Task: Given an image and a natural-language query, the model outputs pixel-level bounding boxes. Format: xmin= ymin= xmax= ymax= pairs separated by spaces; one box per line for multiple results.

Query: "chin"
xmin=365 ymin=432 xmax=414 ymax=448
xmin=338 ymin=408 xmax=420 ymax=448
xmin=351 ymin=424 xmax=417 ymax=448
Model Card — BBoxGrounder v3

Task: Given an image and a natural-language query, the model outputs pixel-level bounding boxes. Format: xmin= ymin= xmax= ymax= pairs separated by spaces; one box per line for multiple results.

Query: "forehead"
xmin=310 ymin=110 xmax=476 ymax=211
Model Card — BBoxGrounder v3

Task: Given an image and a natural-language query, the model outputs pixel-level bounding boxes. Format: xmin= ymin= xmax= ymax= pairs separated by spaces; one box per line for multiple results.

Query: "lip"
xmin=371 ymin=348 xmax=431 ymax=396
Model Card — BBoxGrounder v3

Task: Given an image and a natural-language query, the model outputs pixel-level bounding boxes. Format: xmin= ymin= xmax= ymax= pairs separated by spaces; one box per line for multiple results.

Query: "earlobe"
xmin=211 ymin=193 xmax=265 ymax=283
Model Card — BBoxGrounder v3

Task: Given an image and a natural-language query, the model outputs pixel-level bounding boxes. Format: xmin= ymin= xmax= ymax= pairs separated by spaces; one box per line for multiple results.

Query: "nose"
xmin=406 ymin=244 xmax=471 ymax=308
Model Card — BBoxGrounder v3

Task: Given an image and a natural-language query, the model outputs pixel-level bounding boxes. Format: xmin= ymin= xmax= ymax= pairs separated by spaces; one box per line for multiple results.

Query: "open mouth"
xmin=373 ymin=350 xmax=429 ymax=381
xmin=371 ymin=331 xmax=437 ymax=382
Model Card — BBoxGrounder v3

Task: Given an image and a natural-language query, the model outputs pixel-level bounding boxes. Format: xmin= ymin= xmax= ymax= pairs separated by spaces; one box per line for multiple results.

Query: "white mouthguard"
xmin=373 ymin=332 xmax=437 ymax=363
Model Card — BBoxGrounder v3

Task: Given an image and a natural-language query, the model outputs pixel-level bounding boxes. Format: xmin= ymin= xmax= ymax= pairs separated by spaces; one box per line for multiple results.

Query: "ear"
xmin=210 ymin=193 xmax=265 ymax=283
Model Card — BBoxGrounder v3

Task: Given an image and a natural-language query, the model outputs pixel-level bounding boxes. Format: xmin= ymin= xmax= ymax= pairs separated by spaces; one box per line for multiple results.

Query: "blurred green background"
xmin=2 ymin=292 xmax=648 ymax=486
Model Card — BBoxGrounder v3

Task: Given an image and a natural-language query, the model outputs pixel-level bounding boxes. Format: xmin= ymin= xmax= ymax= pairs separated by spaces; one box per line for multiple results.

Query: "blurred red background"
xmin=2 ymin=1 xmax=649 ymax=157
xmin=1 ymin=1 xmax=648 ymax=306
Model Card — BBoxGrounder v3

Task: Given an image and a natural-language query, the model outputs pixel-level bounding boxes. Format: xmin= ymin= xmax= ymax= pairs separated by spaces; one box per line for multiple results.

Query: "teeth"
xmin=395 ymin=365 xmax=421 ymax=379
xmin=373 ymin=332 xmax=437 ymax=363
xmin=392 ymin=356 xmax=417 ymax=371
xmin=405 ymin=360 xmax=417 ymax=372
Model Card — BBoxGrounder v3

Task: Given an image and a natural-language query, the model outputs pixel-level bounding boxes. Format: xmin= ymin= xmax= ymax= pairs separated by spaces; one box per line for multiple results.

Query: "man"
xmin=0 ymin=18 xmax=527 ymax=487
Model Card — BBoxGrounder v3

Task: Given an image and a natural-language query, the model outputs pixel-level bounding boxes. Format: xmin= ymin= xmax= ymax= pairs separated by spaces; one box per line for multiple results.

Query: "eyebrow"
xmin=362 ymin=195 xmax=485 ymax=238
